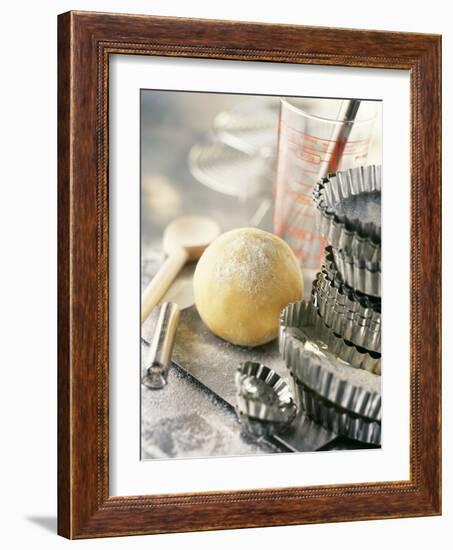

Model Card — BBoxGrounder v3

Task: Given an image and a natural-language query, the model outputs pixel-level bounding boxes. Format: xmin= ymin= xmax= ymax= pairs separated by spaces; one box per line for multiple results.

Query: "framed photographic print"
xmin=58 ymin=11 xmax=441 ymax=538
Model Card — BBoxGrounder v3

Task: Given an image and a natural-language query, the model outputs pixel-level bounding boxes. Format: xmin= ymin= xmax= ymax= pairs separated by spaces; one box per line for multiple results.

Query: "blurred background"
xmin=141 ymin=90 xmax=381 ymax=255
xmin=142 ymin=92 xmax=274 ymax=248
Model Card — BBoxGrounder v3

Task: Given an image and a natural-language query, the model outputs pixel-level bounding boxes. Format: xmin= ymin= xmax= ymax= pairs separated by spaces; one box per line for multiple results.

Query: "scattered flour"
xmin=214 ymin=232 xmax=277 ymax=294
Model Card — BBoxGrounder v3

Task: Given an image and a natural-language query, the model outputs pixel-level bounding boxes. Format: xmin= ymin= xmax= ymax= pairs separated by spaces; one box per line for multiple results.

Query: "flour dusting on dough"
xmin=194 ymin=228 xmax=303 ymax=346
xmin=214 ymin=233 xmax=277 ymax=294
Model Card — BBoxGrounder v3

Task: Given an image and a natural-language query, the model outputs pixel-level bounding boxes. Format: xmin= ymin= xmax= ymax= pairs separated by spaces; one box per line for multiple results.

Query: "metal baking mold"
xmin=281 ymin=327 xmax=382 ymax=421
xmin=326 ymin=246 xmax=381 ymax=298
xmin=235 ymin=361 xmax=297 ymax=438
xmin=313 ymin=165 xmax=381 ymax=263
xmin=316 ymin=267 xmax=381 ymax=319
xmin=296 ymin=382 xmax=381 ymax=445
xmin=280 ymin=298 xmax=381 ymax=380
xmin=312 ymin=273 xmax=381 ymax=353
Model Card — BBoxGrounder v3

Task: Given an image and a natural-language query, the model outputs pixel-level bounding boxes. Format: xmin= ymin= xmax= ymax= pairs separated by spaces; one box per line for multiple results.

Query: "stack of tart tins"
xmin=277 ymin=165 xmax=382 ymax=445
xmin=312 ymin=267 xmax=381 ymax=354
xmin=279 ymin=301 xmax=381 ymax=445
xmin=313 ymin=164 xmax=381 ymax=299
xmin=313 ymin=165 xmax=381 ymax=355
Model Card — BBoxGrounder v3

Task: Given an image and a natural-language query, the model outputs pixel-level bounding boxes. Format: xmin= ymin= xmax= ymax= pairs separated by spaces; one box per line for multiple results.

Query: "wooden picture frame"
xmin=58 ymin=10 xmax=442 ymax=539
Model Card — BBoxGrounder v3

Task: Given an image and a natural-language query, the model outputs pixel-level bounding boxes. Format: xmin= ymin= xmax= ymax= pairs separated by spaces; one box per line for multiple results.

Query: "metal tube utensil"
xmin=142 ymin=302 xmax=181 ymax=389
xmin=324 ymin=99 xmax=361 ymax=176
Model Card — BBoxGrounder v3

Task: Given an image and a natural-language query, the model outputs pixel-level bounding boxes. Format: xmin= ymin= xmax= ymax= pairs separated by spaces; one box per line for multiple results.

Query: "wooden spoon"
xmin=141 ymin=216 xmax=220 ymax=323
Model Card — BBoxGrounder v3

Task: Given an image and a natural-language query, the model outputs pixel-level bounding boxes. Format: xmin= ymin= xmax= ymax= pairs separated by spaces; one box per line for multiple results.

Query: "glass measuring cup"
xmin=273 ymin=97 xmax=378 ymax=269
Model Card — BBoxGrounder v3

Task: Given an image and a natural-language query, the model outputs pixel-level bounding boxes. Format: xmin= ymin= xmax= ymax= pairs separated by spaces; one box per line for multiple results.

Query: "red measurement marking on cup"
xmin=284 ymin=180 xmax=315 ymax=194
xmin=286 ymin=125 xmax=370 ymax=144
xmin=287 ymin=139 xmax=329 ymax=155
xmin=291 ymin=193 xmax=316 ymax=208
xmin=287 ymin=135 xmax=331 ymax=154
xmin=299 ymin=151 xmax=322 ymax=164
xmin=295 ymin=141 xmax=367 ymax=156
xmin=299 ymin=166 xmax=321 ymax=175
xmin=284 ymin=125 xmax=371 ymax=173
xmin=341 ymin=144 xmax=369 ymax=156
xmin=291 ymin=144 xmax=369 ymax=169
xmin=286 ymin=226 xmax=317 ymax=243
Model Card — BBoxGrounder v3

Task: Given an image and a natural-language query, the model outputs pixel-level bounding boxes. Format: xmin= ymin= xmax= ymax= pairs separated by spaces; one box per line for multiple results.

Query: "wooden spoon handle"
xmin=141 ymin=247 xmax=188 ymax=324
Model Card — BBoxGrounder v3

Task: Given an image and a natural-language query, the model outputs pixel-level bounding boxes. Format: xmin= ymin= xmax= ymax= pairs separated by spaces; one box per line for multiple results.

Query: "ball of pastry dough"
xmin=193 ymin=228 xmax=303 ymax=347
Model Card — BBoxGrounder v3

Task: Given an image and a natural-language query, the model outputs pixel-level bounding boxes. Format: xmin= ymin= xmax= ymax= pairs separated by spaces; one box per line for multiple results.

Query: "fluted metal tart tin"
xmin=315 ymin=267 xmax=381 ymax=320
xmin=280 ymin=300 xmax=381 ymax=375
xmin=313 ymin=165 xmax=381 ymax=263
xmin=328 ymin=246 xmax=381 ymax=298
xmin=312 ymin=271 xmax=381 ymax=353
xmin=279 ymin=299 xmax=381 ymax=443
xmin=280 ymin=301 xmax=381 ymax=418
xmin=235 ymin=361 xmax=297 ymax=438
xmin=281 ymin=335 xmax=382 ymax=421
xmin=296 ymin=382 xmax=381 ymax=445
